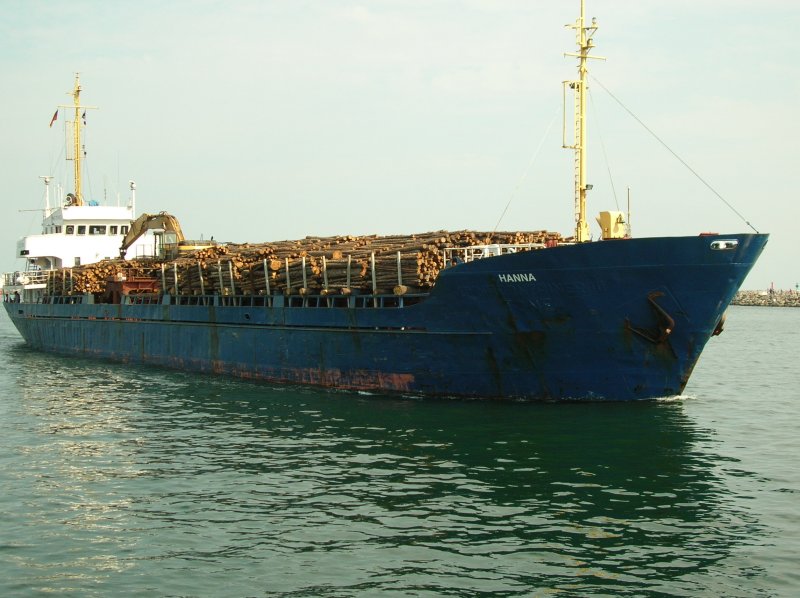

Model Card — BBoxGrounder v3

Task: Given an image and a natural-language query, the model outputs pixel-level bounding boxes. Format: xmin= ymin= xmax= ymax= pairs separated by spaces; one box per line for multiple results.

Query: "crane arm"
xmin=119 ymin=212 xmax=185 ymax=258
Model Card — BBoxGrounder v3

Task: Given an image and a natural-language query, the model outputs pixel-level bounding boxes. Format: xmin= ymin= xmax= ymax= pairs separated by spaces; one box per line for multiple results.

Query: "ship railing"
xmin=3 ymin=269 xmax=51 ymax=286
xmin=444 ymin=243 xmax=546 ymax=265
xmin=27 ymin=289 xmax=428 ymax=308
xmin=118 ymin=291 xmax=428 ymax=309
xmin=40 ymin=295 xmax=84 ymax=305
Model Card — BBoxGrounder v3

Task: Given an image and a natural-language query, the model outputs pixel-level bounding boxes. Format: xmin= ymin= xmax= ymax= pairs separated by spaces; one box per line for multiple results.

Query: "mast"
xmin=39 ymin=175 xmax=53 ymax=219
xmin=129 ymin=180 xmax=136 ymax=216
xmin=58 ymin=74 xmax=98 ymax=206
xmin=563 ymin=1 xmax=603 ymax=242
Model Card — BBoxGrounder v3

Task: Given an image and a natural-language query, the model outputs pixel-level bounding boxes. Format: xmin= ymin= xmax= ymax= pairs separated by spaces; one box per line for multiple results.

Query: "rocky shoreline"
xmin=733 ymin=290 xmax=800 ymax=307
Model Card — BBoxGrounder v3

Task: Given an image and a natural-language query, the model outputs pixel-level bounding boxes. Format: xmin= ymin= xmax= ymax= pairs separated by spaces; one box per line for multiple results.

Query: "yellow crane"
xmin=119 ymin=212 xmax=186 ymax=258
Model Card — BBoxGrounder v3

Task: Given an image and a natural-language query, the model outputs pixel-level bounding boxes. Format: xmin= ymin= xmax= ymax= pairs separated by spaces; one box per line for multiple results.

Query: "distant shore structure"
xmin=733 ymin=290 xmax=800 ymax=308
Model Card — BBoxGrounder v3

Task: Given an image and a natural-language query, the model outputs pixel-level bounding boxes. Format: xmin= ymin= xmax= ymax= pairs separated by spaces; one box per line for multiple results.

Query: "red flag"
xmin=49 ymin=109 xmax=58 ymax=128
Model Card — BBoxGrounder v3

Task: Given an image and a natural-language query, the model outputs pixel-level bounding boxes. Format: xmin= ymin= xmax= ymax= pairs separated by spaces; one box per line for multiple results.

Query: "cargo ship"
xmin=2 ymin=3 xmax=768 ymax=401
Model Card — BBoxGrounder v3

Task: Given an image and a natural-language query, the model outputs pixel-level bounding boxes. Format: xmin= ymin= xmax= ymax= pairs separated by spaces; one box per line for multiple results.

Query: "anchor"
xmin=626 ymin=291 xmax=676 ymax=345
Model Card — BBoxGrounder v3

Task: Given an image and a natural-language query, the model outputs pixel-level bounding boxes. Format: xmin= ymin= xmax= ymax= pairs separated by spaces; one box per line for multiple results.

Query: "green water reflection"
xmin=1 ymin=343 xmax=767 ymax=596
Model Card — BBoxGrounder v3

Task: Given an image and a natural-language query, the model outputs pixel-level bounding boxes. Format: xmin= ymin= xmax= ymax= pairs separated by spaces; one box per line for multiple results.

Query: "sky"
xmin=1 ymin=0 xmax=797 ymax=290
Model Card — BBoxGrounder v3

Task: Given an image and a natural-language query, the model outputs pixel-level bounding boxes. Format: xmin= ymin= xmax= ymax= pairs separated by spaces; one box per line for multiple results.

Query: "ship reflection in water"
xmin=6 ymin=346 xmax=765 ymax=596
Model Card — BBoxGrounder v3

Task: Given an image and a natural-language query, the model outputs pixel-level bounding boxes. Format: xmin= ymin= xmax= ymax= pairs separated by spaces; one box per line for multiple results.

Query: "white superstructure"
xmin=2 ymin=76 xmax=159 ymax=302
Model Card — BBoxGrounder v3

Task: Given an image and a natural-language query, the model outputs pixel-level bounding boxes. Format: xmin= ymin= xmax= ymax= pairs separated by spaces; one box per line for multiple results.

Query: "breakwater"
xmin=733 ymin=290 xmax=800 ymax=307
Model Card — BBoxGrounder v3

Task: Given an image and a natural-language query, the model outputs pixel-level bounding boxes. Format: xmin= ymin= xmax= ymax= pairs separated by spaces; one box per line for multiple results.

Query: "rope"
xmin=83 ymin=127 xmax=93 ymax=202
xmin=588 ymin=88 xmax=620 ymax=212
xmin=493 ymin=105 xmax=560 ymax=233
xmin=590 ymin=74 xmax=759 ymax=234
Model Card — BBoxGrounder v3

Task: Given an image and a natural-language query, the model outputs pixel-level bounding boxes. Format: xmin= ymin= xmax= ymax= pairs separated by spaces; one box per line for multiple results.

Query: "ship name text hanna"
xmin=498 ymin=273 xmax=537 ymax=283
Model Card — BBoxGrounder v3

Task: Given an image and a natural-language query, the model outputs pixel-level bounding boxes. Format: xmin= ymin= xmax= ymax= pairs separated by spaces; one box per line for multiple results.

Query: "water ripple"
xmin=1 ymin=309 xmax=798 ymax=596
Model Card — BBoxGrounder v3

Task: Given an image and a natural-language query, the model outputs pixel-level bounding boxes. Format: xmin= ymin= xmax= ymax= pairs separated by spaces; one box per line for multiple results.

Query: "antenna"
xmin=129 ymin=180 xmax=136 ymax=215
xmin=39 ymin=176 xmax=53 ymax=218
xmin=627 ymin=187 xmax=632 ymax=237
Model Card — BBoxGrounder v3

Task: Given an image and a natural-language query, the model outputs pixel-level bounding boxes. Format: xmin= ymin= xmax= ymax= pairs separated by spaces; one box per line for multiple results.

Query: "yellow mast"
xmin=58 ymin=74 xmax=97 ymax=206
xmin=563 ymin=1 xmax=603 ymax=242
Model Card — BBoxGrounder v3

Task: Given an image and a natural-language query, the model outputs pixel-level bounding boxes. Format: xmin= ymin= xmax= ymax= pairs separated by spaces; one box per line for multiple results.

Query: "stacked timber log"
xmin=50 ymin=230 xmax=562 ymax=297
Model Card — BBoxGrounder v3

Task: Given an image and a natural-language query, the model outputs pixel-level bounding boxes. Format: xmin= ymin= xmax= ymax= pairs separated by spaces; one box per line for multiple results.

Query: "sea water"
xmin=0 ymin=306 xmax=797 ymax=597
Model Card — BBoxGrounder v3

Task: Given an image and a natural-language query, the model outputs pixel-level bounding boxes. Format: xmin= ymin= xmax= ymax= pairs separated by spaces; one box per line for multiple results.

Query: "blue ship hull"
xmin=4 ymin=233 xmax=768 ymax=400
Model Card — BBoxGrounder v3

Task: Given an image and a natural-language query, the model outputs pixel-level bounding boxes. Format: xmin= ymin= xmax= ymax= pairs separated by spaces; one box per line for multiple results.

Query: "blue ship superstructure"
xmin=4 ymin=233 xmax=767 ymax=400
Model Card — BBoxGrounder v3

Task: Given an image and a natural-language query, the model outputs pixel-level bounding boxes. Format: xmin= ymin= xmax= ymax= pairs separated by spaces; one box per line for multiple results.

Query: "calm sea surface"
xmin=0 ymin=306 xmax=797 ymax=597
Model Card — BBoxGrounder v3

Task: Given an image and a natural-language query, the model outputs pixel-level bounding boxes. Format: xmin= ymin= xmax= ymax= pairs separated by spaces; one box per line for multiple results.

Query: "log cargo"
xmin=48 ymin=230 xmax=563 ymax=297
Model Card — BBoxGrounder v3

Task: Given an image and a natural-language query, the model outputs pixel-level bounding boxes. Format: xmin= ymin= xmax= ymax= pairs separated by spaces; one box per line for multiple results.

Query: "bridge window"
xmin=110 ymin=226 xmax=118 ymax=234
xmin=65 ymin=225 xmax=74 ymax=234
xmin=121 ymin=226 xmax=129 ymax=234
xmin=89 ymin=225 xmax=106 ymax=235
xmin=77 ymin=225 xmax=86 ymax=235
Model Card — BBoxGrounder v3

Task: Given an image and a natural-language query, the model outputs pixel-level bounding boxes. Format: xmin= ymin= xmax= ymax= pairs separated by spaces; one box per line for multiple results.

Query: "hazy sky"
xmin=1 ymin=0 xmax=797 ymax=289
